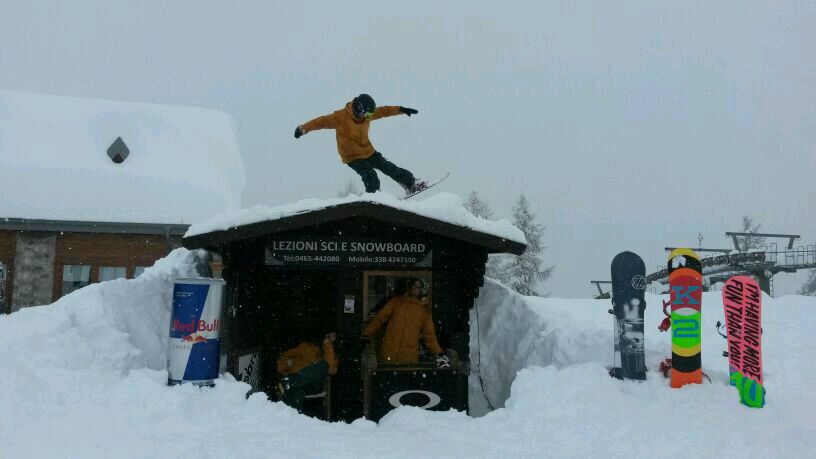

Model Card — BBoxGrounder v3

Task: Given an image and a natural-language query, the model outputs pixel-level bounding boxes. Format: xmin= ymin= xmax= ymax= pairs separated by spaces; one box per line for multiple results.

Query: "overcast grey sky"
xmin=2 ymin=1 xmax=814 ymax=297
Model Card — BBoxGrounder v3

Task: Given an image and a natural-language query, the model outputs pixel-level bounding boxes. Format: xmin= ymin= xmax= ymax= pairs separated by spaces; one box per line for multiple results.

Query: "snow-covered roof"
xmin=0 ymin=89 xmax=245 ymax=224
xmin=184 ymin=192 xmax=527 ymax=250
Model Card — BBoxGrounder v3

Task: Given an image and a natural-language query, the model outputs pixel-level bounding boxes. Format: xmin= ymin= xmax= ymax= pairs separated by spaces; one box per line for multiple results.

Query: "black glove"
xmin=360 ymin=335 xmax=371 ymax=347
xmin=294 ymin=126 xmax=305 ymax=139
xmin=399 ymin=106 xmax=418 ymax=117
xmin=436 ymin=353 xmax=450 ymax=369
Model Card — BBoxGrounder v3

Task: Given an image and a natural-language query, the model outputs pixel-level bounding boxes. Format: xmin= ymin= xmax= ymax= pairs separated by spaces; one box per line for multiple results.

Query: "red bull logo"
xmin=172 ymin=318 xmax=221 ymax=334
xmin=181 ymin=333 xmax=209 ymax=343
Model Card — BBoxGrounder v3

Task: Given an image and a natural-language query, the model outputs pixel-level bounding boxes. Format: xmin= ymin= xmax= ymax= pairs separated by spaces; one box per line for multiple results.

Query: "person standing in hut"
xmin=361 ymin=278 xmax=450 ymax=368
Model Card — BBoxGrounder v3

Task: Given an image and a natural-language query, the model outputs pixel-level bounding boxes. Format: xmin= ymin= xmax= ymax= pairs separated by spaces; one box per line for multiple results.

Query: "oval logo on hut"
xmin=388 ymin=390 xmax=442 ymax=409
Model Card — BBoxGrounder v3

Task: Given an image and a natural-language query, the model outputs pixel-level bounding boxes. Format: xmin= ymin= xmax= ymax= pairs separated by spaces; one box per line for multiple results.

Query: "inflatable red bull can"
xmin=167 ymin=278 xmax=225 ymax=386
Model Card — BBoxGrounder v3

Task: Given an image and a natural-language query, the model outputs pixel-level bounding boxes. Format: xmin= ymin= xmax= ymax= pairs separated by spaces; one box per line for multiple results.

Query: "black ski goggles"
xmin=353 ymin=101 xmax=375 ymax=119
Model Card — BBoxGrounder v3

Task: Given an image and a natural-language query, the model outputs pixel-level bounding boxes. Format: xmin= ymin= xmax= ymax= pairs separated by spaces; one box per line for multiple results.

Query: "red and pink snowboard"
xmin=722 ymin=276 xmax=765 ymax=408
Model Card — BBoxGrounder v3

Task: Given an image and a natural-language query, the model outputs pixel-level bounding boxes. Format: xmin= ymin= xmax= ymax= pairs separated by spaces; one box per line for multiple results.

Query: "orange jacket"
xmin=276 ymin=340 xmax=338 ymax=376
xmin=363 ymin=295 xmax=443 ymax=364
xmin=301 ymin=102 xmax=404 ymax=163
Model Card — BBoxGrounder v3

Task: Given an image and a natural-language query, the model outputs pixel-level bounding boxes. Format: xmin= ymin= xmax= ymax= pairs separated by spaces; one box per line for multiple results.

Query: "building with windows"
xmin=0 ymin=89 xmax=245 ymax=313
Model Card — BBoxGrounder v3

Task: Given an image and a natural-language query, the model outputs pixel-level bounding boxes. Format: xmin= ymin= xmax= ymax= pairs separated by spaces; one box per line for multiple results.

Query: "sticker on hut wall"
xmin=237 ymin=350 xmax=261 ymax=394
xmin=344 ymin=295 xmax=356 ymax=314
xmin=264 ymin=237 xmax=433 ymax=268
xmin=416 ymin=251 xmax=433 ymax=267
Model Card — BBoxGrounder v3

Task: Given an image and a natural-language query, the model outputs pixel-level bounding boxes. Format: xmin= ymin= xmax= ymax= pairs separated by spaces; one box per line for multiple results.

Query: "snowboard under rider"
xmin=294 ymin=94 xmax=427 ymax=195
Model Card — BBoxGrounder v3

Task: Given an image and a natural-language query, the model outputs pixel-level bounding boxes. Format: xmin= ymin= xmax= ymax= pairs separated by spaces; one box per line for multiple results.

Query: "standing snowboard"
xmin=722 ymin=276 xmax=765 ymax=408
xmin=667 ymin=248 xmax=703 ymax=388
xmin=610 ymin=251 xmax=647 ymax=380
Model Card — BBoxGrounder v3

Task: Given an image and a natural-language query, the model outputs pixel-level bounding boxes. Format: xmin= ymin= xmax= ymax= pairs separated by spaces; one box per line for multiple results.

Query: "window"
xmin=62 ymin=265 xmax=91 ymax=296
xmin=99 ymin=266 xmax=127 ymax=282
xmin=133 ymin=266 xmax=149 ymax=278
xmin=107 ymin=137 xmax=130 ymax=163
xmin=362 ymin=271 xmax=432 ymax=318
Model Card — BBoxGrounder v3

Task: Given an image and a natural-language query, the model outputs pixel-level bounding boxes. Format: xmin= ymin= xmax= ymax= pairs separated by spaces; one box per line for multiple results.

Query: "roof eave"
xmin=0 ymin=218 xmax=189 ymax=236
xmin=182 ymin=201 xmax=526 ymax=255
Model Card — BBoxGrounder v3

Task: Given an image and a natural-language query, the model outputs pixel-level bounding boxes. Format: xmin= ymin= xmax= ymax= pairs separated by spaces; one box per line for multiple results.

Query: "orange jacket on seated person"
xmin=276 ymin=339 xmax=338 ymax=376
xmin=363 ymin=295 xmax=443 ymax=364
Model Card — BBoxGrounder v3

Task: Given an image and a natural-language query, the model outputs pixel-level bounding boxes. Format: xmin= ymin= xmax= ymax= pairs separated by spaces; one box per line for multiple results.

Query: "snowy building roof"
xmin=183 ymin=192 xmax=527 ymax=254
xmin=0 ymin=89 xmax=245 ymax=225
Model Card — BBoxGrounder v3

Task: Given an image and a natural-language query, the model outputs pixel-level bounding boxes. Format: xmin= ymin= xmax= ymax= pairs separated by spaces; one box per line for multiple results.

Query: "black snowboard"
xmin=610 ymin=251 xmax=647 ymax=380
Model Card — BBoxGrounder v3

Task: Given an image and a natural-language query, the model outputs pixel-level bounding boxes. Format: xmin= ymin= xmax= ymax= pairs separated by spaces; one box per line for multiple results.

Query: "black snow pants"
xmin=346 ymin=151 xmax=415 ymax=193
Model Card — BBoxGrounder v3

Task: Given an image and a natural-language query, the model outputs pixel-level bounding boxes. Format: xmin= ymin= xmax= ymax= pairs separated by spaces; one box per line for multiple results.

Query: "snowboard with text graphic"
xmin=722 ymin=276 xmax=765 ymax=408
xmin=610 ymin=251 xmax=647 ymax=380
xmin=667 ymin=248 xmax=703 ymax=388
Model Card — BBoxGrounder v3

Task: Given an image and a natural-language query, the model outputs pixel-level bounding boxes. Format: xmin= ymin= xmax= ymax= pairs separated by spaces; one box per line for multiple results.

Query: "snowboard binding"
xmin=659 ymin=358 xmax=672 ymax=378
xmin=658 ymin=300 xmax=671 ymax=332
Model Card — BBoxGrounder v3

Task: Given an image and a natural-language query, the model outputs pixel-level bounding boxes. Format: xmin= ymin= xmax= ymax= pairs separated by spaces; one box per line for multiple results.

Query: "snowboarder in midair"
xmin=294 ymin=94 xmax=426 ymax=195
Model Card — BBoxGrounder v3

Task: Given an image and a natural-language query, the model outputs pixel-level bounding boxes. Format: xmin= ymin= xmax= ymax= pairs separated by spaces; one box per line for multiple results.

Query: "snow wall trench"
xmin=469 ymin=279 xmax=609 ymax=415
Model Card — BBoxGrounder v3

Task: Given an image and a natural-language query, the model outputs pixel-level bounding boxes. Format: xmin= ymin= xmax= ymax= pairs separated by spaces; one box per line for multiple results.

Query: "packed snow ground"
xmin=1 ymin=250 xmax=814 ymax=458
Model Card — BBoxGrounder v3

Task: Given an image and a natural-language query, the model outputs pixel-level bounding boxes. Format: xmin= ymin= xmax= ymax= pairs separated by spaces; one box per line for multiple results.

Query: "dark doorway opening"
xmin=257 ymin=270 xmax=338 ymax=408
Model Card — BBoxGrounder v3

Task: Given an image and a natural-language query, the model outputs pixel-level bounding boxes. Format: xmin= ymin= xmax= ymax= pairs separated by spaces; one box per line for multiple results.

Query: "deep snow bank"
xmin=0 ymin=249 xmax=202 ymax=375
xmin=1 ymin=251 xmax=814 ymax=458
xmin=470 ymin=279 xmax=609 ymax=412
xmin=471 ymin=278 xmax=816 ymax=422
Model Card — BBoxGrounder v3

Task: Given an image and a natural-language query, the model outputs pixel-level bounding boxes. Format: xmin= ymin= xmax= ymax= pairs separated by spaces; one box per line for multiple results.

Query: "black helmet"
xmin=352 ymin=93 xmax=376 ymax=118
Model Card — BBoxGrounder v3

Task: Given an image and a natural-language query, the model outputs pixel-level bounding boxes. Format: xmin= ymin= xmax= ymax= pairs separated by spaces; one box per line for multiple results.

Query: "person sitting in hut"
xmin=275 ymin=331 xmax=338 ymax=412
xmin=361 ymin=278 xmax=450 ymax=368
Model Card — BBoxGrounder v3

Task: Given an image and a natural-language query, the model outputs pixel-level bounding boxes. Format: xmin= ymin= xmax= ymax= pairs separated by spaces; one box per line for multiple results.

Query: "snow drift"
xmin=1 ymin=249 xmax=814 ymax=458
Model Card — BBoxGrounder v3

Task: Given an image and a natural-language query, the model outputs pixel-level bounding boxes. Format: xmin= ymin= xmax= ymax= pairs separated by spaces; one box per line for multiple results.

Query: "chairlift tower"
xmin=589 ymin=280 xmax=612 ymax=299
xmin=642 ymin=232 xmax=816 ymax=296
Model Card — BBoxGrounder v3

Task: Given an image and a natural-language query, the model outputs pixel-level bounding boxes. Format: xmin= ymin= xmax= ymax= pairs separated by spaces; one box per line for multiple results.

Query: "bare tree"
xmin=464 ymin=191 xmax=495 ymax=219
xmin=800 ymin=270 xmax=816 ymax=296
xmin=337 ymin=179 xmax=362 ymax=198
xmin=737 ymin=215 xmax=766 ymax=251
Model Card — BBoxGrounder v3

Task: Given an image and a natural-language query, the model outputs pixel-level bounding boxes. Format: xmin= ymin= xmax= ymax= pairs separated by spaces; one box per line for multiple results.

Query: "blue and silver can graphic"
xmin=167 ymin=278 xmax=225 ymax=386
